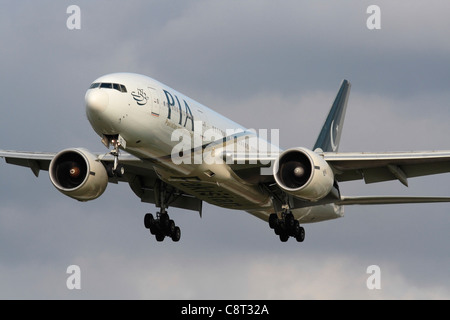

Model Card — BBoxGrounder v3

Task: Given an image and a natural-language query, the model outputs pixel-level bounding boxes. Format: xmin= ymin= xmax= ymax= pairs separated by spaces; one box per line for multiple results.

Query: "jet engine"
xmin=49 ymin=148 xmax=108 ymax=201
xmin=273 ymin=147 xmax=334 ymax=201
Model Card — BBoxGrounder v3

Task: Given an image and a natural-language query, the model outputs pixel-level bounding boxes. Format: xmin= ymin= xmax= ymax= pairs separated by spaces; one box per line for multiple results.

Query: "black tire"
xmin=296 ymin=227 xmax=305 ymax=242
xmin=149 ymin=225 xmax=157 ymax=235
xmin=166 ymin=219 xmax=176 ymax=236
xmin=106 ymin=164 xmax=115 ymax=178
xmin=172 ymin=226 xmax=181 ymax=242
xmin=279 ymin=232 xmax=289 ymax=242
xmin=274 ymin=223 xmax=282 ymax=235
xmin=155 ymin=232 xmax=165 ymax=242
xmin=269 ymin=213 xmax=278 ymax=229
xmin=285 ymin=213 xmax=295 ymax=229
xmin=160 ymin=213 xmax=169 ymax=229
xmin=292 ymin=220 xmax=300 ymax=237
xmin=144 ymin=213 xmax=154 ymax=229
xmin=114 ymin=165 xmax=125 ymax=177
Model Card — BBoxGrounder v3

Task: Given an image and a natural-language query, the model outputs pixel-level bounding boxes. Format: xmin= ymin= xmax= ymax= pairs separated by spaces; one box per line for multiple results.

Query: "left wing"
xmin=225 ymin=149 xmax=450 ymax=206
xmin=323 ymin=150 xmax=450 ymax=186
xmin=337 ymin=196 xmax=450 ymax=206
xmin=225 ymin=149 xmax=450 ymax=187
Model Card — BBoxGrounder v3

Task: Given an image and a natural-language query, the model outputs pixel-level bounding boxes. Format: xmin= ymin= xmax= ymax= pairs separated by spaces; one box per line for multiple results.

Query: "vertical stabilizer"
xmin=313 ymin=79 xmax=351 ymax=152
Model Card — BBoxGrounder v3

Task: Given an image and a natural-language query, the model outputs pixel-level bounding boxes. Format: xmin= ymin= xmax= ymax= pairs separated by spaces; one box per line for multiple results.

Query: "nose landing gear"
xmin=102 ymin=134 xmax=125 ymax=177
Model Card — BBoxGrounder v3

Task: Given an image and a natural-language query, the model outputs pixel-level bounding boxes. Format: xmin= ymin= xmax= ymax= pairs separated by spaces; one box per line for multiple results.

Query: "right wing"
xmin=0 ymin=149 xmax=203 ymax=214
xmin=0 ymin=150 xmax=55 ymax=177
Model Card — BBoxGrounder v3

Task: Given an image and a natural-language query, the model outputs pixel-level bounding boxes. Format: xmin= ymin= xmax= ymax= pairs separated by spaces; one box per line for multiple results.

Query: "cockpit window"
xmin=100 ymin=83 xmax=112 ymax=89
xmin=90 ymin=82 xmax=127 ymax=93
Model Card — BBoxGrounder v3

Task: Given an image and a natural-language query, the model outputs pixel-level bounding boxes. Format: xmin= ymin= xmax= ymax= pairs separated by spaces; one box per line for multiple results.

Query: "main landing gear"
xmin=144 ymin=210 xmax=181 ymax=242
xmin=269 ymin=211 xmax=305 ymax=243
xmin=143 ymin=181 xmax=182 ymax=242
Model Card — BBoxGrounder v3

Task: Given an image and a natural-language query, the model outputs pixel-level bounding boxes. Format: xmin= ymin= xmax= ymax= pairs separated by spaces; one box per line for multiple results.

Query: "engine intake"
xmin=49 ymin=148 xmax=108 ymax=201
xmin=273 ymin=147 xmax=334 ymax=201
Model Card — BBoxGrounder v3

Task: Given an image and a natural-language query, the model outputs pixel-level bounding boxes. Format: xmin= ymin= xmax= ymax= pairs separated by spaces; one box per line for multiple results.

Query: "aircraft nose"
xmin=85 ymin=89 xmax=109 ymax=115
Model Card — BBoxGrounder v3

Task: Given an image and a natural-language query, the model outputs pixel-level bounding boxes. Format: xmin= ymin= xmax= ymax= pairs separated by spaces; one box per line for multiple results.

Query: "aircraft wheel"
xmin=285 ymin=212 xmax=295 ymax=229
xmin=144 ymin=213 xmax=154 ymax=229
xmin=172 ymin=226 xmax=181 ymax=242
xmin=166 ymin=219 xmax=176 ymax=236
xmin=279 ymin=232 xmax=289 ymax=242
xmin=296 ymin=227 xmax=305 ymax=242
xmin=160 ymin=213 xmax=170 ymax=229
xmin=155 ymin=233 xmax=165 ymax=242
xmin=114 ymin=165 xmax=125 ymax=177
xmin=269 ymin=213 xmax=278 ymax=229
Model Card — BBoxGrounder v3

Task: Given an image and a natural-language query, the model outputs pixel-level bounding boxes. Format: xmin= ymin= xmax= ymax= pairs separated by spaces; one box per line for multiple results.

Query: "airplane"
xmin=2 ymin=72 xmax=450 ymax=243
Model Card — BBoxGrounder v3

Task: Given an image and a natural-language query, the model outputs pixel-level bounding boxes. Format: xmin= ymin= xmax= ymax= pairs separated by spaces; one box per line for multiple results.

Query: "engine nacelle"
xmin=49 ymin=148 xmax=108 ymax=201
xmin=273 ymin=147 xmax=334 ymax=201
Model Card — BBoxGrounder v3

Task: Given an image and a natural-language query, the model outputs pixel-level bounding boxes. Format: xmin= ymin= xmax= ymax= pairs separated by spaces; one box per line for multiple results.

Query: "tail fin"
xmin=313 ymin=79 xmax=351 ymax=152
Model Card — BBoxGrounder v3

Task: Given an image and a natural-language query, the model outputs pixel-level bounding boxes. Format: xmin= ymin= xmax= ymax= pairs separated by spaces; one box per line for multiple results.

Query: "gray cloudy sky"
xmin=1 ymin=0 xmax=450 ymax=299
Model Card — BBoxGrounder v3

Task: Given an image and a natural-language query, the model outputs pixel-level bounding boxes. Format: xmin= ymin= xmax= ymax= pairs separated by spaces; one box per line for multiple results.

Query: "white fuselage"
xmin=85 ymin=73 xmax=343 ymax=223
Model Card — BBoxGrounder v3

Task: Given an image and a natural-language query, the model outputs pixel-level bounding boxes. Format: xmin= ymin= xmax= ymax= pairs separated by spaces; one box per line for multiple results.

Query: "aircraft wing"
xmin=0 ymin=150 xmax=146 ymax=178
xmin=227 ymin=150 xmax=450 ymax=187
xmin=322 ymin=150 xmax=450 ymax=186
xmin=0 ymin=150 xmax=55 ymax=177
xmin=0 ymin=150 xmax=203 ymax=214
xmin=337 ymin=195 xmax=450 ymax=205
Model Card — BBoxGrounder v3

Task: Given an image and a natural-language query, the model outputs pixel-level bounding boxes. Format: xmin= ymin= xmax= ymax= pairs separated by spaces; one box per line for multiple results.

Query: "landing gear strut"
xmin=269 ymin=211 xmax=305 ymax=242
xmin=102 ymin=135 xmax=125 ymax=177
xmin=108 ymin=137 xmax=124 ymax=177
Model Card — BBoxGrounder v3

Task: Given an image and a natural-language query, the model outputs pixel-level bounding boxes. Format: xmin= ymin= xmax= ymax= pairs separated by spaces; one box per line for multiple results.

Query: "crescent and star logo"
xmin=330 ymin=119 xmax=339 ymax=152
xmin=131 ymin=88 xmax=148 ymax=106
